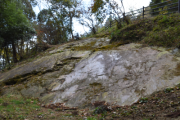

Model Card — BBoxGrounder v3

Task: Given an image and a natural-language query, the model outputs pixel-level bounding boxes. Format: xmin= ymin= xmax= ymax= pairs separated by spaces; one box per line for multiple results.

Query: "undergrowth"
xmin=110 ymin=13 xmax=180 ymax=48
xmin=0 ymin=94 xmax=81 ymax=120
xmin=2 ymin=84 xmax=180 ymax=119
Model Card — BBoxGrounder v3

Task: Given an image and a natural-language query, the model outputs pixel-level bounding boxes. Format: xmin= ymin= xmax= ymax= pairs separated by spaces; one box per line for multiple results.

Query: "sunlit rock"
xmin=1 ymin=38 xmax=180 ymax=108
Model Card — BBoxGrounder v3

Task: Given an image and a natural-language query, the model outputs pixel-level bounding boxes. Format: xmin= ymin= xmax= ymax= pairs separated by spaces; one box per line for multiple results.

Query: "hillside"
xmin=97 ymin=13 xmax=180 ymax=49
xmin=1 ymin=14 xmax=180 ymax=120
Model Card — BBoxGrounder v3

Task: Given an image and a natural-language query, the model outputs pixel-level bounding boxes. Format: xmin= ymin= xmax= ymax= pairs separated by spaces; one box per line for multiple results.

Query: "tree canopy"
xmin=36 ymin=0 xmax=81 ymax=44
xmin=0 ymin=0 xmax=35 ymax=64
xmin=1 ymin=0 xmax=163 ymax=70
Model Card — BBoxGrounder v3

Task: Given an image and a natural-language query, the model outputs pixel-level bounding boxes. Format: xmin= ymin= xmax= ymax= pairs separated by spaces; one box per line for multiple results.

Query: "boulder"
xmin=1 ymin=37 xmax=180 ymax=108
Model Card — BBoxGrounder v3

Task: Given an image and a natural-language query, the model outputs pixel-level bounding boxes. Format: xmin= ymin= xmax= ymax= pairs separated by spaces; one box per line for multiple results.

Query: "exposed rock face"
xmin=1 ymin=38 xmax=180 ymax=108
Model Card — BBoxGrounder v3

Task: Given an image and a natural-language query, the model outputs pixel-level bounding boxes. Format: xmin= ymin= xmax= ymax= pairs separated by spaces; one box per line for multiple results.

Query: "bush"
xmin=110 ymin=13 xmax=180 ymax=48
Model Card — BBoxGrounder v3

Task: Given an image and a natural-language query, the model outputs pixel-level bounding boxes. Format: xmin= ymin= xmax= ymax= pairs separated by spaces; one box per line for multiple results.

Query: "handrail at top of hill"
xmin=150 ymin=0 xmax=177 ymax=7
xmin=101 ymin=0 xmax=180 ymax=32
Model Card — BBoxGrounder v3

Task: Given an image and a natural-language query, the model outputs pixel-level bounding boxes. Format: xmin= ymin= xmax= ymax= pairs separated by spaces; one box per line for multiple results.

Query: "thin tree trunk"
xmin=12 ymin=40 xmax=18 ymax=63
xmin=69 ymin=13 xmax=74 ymax=40
xmin=26 ymin=42 xmax=29 ymax=55
xmin=20 ymin=39 xmax=24 ymax=61
xmin=3 ymin=53 xmax=5 ymax=68
xmin=92 ymin=27 xmax=96 ymax=34
xmin=71 ymin=29 xmax=74 ymax=40
xmin=5 ymin=46 xmax=10 ymax=65
xmin=123 ymin=13 xmax=129 ymax=25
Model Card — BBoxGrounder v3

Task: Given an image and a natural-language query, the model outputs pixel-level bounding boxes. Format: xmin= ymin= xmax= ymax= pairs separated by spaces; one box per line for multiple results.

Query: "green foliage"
xmin=1 ymin=1 xmax=32 ymax=28
xmin=11 ymin=100 xmax=24 ymax=105
xmin=18 ymin=115 xmax=25 ymax=119
xmin=164 ymin=88 xmax=173 ymax=93
xmin=110 ymin=28 xmax=121 ymax=39
xmin=149 ymin=0 xmax=178 ymax=15
xmin=91 ymin=0 xmax=106 ymax=23
xmin=143 ymin=119 xmax=150 ymax=120
xmin=91 ymin=0 xmax=104 ymax=13
xmin=90 ymin=0 xmax=128 ymax=28
xmin=110 ymin=14 xmax=180 ymax=48
xmin=142 ymin=25 xmax=180 ymax=47
xmin=0 ymin=0 xmax=35 ymax=64
xmin=93 ymin=106 xmax=107 ymax=114
xmin=120 ymin=110 xmax=132 ymax=116
xmin=177 ymin=83 xmax=180 ymax=88
xmin=158 ymin=15 xmax=169 ymax=24
xmin=139 ymin=97 xmax=148 ymax=103
xmin=0 ymin=94 xmax=46 ymax=119
xmin=111 ymin=19 xmax=152 ymax=43
xmin=87 ymin=117 xmax=97 ymax=120
xmin=131 ymin=106 xmax=137 ymax=109
xmin=37 ymin=0 xmax=80 ymax=44
xmin=37 ymin=9 xmax=51 ymax=23
xmin=159 ymin=6 xmax=168 ymax=15
xmin=0 ymin=37 xmax=4 ymax=48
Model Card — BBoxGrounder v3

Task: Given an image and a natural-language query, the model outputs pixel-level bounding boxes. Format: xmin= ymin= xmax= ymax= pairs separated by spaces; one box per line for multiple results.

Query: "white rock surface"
xmin=1 ymin=38 xmax=180 ymax=108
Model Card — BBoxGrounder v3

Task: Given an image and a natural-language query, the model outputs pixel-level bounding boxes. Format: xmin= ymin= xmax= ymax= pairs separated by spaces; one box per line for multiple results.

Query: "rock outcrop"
xmin=1 ymin=38 xmax=180 ymax=108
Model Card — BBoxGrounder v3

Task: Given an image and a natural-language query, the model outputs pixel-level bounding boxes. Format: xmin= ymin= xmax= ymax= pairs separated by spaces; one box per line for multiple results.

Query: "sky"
xmin=33 ymin=0 xmax=151 ymax=35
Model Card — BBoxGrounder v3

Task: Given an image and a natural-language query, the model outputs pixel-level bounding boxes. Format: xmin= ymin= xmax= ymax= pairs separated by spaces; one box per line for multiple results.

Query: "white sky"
xmin=33 ymin=0 xmax=151 ymax=35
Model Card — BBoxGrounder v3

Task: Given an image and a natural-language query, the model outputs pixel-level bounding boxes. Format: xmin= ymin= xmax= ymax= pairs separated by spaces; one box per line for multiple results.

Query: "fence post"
xmin=143 ymin=6 xmax=145 ymax=19
xmin=179 ymin=0 xmax=180 ymax=13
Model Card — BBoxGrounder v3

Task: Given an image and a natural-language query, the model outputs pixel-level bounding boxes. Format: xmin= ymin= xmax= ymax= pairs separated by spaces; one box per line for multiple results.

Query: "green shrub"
xmin=139 ymin=97 xmax=148 ymax=103
xmin=87 ymin=117 xmax=97 ymax=120
xmin=164 ymin=88 xmax=173 ymax=93
xmin=110 ymin=13 xmax=180 ymax=48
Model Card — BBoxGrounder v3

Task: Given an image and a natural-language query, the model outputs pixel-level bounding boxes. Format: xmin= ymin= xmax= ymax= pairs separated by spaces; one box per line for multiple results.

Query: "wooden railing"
xmin=102 ymin=0 xmax=180 ymax=32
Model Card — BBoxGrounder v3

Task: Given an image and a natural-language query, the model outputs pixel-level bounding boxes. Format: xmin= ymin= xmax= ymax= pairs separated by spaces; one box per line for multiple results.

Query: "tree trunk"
xmin=20 ymin=39 xmax=24 ymax=61
xmin=69 ymin=14 xmax=74 ymax=40
xmin=3 ymin=55 xmax=5 ymax=68
xmin=71 ymin=29 xmax=74 ymax=40
xmin=115 ymin=19 xmax=122 ymax=29
xmin=12 ymin=40 xmax=18 ymax=63
xmin=26 ymin=42 xmax=29 ymax=55
xmin=123 ymin=13 xmax=130 ymax=25
xmin=5 ymin=46 xmax=10 ymax=65
xmin=92 ymin=27 xmax=96 ymax=34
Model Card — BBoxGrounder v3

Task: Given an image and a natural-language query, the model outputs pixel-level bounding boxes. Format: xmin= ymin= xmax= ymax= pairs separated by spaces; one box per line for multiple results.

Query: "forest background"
xmin=0 ymin=0 xmax=174 ymax=70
